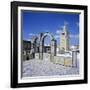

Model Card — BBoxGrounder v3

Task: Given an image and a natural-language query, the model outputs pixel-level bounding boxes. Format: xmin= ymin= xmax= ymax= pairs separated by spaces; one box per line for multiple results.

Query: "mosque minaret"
xmin=60 ymin=23 xmax=70 ymax=53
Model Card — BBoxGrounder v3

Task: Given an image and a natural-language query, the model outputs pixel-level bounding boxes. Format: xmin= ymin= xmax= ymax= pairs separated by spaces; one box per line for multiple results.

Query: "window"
xmin=62 ymin=33 xmax=65 ymax=35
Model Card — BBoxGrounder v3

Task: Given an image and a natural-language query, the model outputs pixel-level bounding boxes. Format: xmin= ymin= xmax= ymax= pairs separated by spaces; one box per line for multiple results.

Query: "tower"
xmin=60 ymin=23 xmax=69 ymax=53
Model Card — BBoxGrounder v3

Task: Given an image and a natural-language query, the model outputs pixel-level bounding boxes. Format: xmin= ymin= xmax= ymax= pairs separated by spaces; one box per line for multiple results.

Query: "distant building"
xmin=23 ymin=40 xmax=31 ymax=60
xmin=60 ymin=24 xmax=69 ymax=53
xmin=43 ymin=46 xmax=51 ymax=53
xmin=23 ymin=40 xmax=31 ymax=51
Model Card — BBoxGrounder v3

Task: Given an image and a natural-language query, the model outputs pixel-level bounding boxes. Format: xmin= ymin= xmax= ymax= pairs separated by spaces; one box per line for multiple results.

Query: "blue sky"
xmin=22 ymin=11 xmax=79 ymax=46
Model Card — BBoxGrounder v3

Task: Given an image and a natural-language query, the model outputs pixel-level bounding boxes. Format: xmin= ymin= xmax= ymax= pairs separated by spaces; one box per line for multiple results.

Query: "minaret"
xmin=60 ymin=23 xmax=69 ymax=53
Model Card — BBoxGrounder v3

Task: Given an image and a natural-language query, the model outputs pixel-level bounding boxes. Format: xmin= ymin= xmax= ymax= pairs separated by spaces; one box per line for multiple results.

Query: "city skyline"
xmin=22 ymin=10 xmax=79 ymax=46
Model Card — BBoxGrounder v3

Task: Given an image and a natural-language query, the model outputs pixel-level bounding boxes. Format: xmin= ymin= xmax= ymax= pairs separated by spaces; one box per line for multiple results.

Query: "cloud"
xmin=69 ymin=34 xmax=79 ymax=39
xmin=56 ymin=30 xmax=60 ymax=34
xmin=56 ymin=30 xmax=62 ymax=34
xmin=44 ymin=29 xmax=49 ymax=32
xmin=29 ymin=33 xmax=39 ymax=37
xmin=54 ymin=29 xmax=62 ymax=39
xmin=23 ymin=38 xmax=31 ymax=41
xmin=54 ymin=35 xmax=60 ymax=39
xmin=29 ymin=33 xmax=35 ymax=36
xmin=44 ymin=43 xmax=50 ymax=46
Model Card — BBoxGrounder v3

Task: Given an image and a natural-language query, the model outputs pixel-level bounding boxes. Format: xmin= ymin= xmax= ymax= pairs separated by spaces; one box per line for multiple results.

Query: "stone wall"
xmin=53 ymin=56 xmax=72 ymax=66
xmin=64 ymin=57 xmax=72 ymax=66
xmin=54 ymin=56 xmax=64 ymax=65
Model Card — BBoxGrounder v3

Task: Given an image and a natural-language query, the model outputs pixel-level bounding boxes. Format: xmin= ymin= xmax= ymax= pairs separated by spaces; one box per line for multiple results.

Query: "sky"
xmin=22 ymin=10 xmax=79 ymax=46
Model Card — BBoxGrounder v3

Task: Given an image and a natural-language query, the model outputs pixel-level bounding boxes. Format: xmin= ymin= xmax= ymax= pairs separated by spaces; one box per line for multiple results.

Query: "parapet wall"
xmin=53 ymin=56 xmax=72 ymax=67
